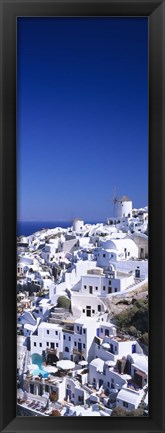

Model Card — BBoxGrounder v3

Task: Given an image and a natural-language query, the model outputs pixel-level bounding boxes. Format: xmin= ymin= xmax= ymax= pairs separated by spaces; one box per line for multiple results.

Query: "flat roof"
xmin=38 ymin=322 xmax=61 ymax=329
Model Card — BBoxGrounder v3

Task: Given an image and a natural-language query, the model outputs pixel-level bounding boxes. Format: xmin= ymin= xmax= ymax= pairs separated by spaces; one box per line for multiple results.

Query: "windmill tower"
xmin=113 ymin=189 xmax=132 ymax=219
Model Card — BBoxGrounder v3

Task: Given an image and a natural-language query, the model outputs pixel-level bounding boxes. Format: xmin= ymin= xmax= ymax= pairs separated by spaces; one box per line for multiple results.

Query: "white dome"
xmin=90 ymin=358 xmax=104 ymax=371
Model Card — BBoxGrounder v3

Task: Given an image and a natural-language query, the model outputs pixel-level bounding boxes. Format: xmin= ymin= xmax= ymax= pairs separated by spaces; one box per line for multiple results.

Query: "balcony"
xmin=73 ymin=349 xmax=84 ymax=356
xmin=62 ymin=328 xmax=74 ymax=334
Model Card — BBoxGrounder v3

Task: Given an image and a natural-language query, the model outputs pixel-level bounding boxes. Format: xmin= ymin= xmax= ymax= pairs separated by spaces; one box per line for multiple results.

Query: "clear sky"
xmin=17 ymin=17 xmax=148 ymax=222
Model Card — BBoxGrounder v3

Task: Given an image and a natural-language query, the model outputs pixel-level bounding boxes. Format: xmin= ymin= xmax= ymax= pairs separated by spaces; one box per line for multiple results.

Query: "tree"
xmin=129 ymin=325 xmax=138 ymax=337
xmin=111 ymin=406 xmax=144 ymax=417
xmin=140 ymin=332 xmax=148 ymax=346
xmin=50 ymin=409 xmax=61 ymax=416
xmin=57 ymin=295 xmax=71 ymax=311
xmin=128 ymin=408 xmax=144 ymax=417
xmin=111 ymin=407 xmax=129 ymax=417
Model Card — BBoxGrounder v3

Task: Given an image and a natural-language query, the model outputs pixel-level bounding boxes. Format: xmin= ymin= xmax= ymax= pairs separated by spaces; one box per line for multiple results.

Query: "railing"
xmin=62 ymin=328 xmax=74 ymax=334
xmin=73 ymin=349 xmax=84 ymax=356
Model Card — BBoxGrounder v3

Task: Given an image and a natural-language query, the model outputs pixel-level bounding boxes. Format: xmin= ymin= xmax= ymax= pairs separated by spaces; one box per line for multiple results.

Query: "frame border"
xmin=0 ymin=1 xmax=165 ymax=432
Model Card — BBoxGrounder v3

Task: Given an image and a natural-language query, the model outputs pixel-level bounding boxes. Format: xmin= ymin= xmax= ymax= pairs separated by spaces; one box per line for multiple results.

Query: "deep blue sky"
xmin=17 ymin=17 xmax=148 ymax=222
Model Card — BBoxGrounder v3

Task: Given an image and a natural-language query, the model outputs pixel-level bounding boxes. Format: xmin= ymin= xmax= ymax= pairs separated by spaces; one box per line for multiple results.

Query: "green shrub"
xmin=129 ymin=325 xmax=138 ymax=336
xmin=113 ymin=297 xmax=148 ymax=335
xmin=140 ymin=332 xmax=148 ymax=346
xmin=57 ymin=295 xmax=71 ymax=311
xmin=111 ymin=407 xmax=129 ymax=417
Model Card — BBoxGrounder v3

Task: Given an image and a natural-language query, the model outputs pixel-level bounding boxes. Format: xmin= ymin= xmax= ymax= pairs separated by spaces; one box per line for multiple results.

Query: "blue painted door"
xmin=66 ymin=389 xmax=72 ymax=399
xmin=78 ymin=342 xmax=82 ymax=351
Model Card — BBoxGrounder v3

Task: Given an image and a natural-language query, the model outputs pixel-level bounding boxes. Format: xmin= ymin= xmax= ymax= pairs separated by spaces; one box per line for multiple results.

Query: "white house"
xmin=116 ymin=386 xmax=144 ymax=410
xmin=94 ymin=335 xmax=143 ymax=363
xmin=88 ymin=358 xmax=126 ymax=392
xmin=62 ymin=317 xmax=99 ymax=363
xmin=80 ymin=267 xmax=134 ymax=295
xmin=30 ymin=322 xmax=63 ymax=359
xmin=71 ymin=293 xmax=107 ymax=318
xmin=97 ymin=239 xmax=138 ymax=265
xmin=126 ymin=233 xmax=148 ymax=259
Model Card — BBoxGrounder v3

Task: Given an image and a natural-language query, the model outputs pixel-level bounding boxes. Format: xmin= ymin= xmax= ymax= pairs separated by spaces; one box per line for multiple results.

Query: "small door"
xmin=132 ymin=344 xmax=136 ymax=353
xmin=135 ymin=268 xmax=140 ymax=278
xmin=78 ymin=342 xmax=82 ymax=352
xmin=66 ymin=388 xmax=72 ymax=399
xmin=99 ymin=379 xmax=103 ymax=388
xmin=30 ymin=384 xmax=34 ymax=393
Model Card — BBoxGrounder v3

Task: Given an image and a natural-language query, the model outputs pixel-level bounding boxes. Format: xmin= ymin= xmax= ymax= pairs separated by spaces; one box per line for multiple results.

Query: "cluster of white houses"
xmin=17 ymin=198 xmax=148 ymax=416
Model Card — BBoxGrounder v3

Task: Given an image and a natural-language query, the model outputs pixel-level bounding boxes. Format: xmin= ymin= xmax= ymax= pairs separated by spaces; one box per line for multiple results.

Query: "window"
xmin=89 ymin=286 xmax=93 ymax=293
xmin=111 ymin=378 xmax=114 ymax=383
xmin=95 ymin=286 xmax=98 ymax=290
xmin=84 ymin=285 xmax=86 ymax=289
xmin=55 ymin=331 xmax=58 ymax=335
xmin=83 ymin=309 xmax=85 ymax=313
xmin=109 ymin=280 xmax=111 ymax=285
xmin=74 ymin=342 xmax=77 ymax=346
xmin=103 ymin=286 xmax=105 ymax=291
xmin=72 ymin=393 xmax=75 ymax=398
xmin=98 ymin=305 xmax=101 ymax=312
xmin=83 ymin=329 xmax=86 ymax=334
xmin=56 ymin=343 xmax=58 ymax=348
xmin=92 ymin=309 xmax=95 ymax=314
xmin=77 ymin=326 xmax=79 ymax=331
xmin=103 ymin=254 xmax=106 ymax=258
xmin=34 ymin=342 xmax=36 ymax=347
xmin=128 ymin=252 xmax=130 ymax=256
xmin=39 ymin=343 xmax=42 ymax=347
xmin=123 ymin=401 xmax=128 ymax=408
xmin=86 ymin=306 xmax=91 ymax=317
xmin=107 ymin=381 xmax=110 ymax=388
xmin=69 ymin=336 xmax=71 ymax=341
xmin=65 ymin=347 xmax=69 ymax=352
xmin=83 ymin=344 xmax=85 ymax=349
xmin=64 ymin=335 xmax=66 ymax=340
xmin=47 ymin=342 xmax=49 ymax=346
xmin=47 ymin=330 xmax=49 ymax=334
xmin=115 ymin=288 xmax=117 ymax=292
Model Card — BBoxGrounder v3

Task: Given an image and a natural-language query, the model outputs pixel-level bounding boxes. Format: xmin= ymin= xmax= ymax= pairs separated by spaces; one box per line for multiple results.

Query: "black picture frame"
xmin=0 ymin=0 xmax=165 ymax=432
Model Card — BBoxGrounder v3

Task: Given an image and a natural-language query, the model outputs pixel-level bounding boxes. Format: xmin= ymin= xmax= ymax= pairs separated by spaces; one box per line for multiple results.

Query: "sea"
xmin=17 ymin=220 xmax=98 ymax=237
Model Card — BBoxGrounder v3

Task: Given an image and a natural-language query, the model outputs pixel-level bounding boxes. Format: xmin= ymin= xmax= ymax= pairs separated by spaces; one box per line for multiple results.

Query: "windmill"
xmin=113 ymin=187 xmax=120 ymax=218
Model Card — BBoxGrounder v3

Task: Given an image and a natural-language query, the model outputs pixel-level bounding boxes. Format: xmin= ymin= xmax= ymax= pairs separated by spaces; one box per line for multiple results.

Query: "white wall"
xmin=30 ymin=323 xmax=63 ymax=357
xmin=71 ymin=294 xmax=106 ymax=318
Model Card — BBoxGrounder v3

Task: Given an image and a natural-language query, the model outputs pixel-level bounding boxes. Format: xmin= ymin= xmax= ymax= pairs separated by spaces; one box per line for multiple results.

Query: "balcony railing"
xmin=73 ymin=349 xmax=84 ymax=356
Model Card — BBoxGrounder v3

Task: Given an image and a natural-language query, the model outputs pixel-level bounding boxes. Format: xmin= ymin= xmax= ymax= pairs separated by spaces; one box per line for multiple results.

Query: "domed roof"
xmin=90 ymin=358 xmax=104 ymax=371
